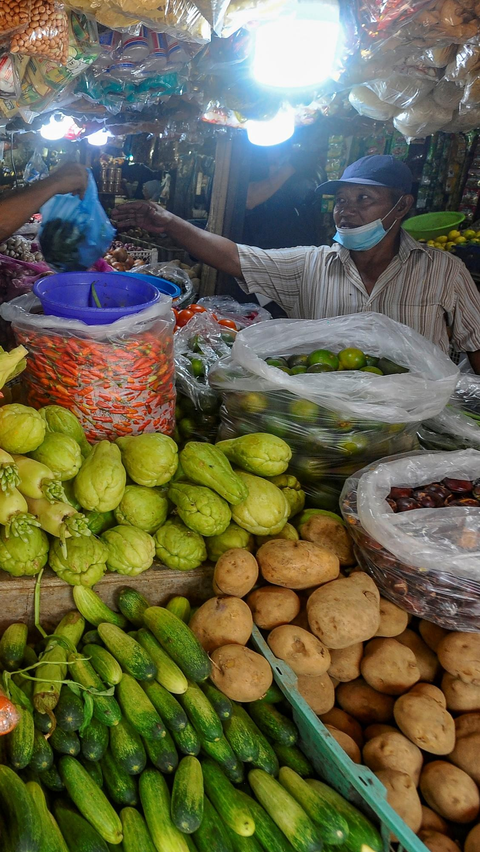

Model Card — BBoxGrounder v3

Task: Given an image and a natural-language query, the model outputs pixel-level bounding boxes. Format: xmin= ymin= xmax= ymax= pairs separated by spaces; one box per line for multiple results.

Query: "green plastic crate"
xmin=251 ymin=626 xmax=426 ymax=852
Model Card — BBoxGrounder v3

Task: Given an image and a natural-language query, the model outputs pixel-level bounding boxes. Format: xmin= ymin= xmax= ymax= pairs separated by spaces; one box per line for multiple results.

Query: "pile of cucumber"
xmin=0 ymin=588 xmax=383 ymax=852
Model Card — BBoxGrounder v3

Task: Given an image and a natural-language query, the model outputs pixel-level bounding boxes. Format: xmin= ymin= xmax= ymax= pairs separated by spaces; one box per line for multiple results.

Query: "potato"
xmin=465 ymin=824 xmax=480 ymax=852
xmin=319 ymin=708 xmax=363 ymax=749
xmin=419 ymin=620 xmax=448 ymax=652
xmin=375 ymin=769 xmax=422 ymax=835
xmin=210 ymin=644 xmax=272 ymax=702
xmin=328 ymin=643 xmax=363 ymax=683
xmin=325 ymin=725 xmax=361 ymax=763
xmin=395 ymin=629 xmax=439 ymax=682
xmin=213 ymin=549 xmax=259 ymax=597
xmin=247 ymin=587 xmax=300 ymax=630
xmin=455 ymin=713 xmax=480 ymax=738
xmin=375 ymin=598 xmax=409 ymax=638
xmin=420 ymin=807 xmax=451 ymax=836
xmin=394 ymin=691 xmax=455 ymax=754
xmin=307 ymin=573 xmax=380 ymax=650
xmin=437 ymin=633 xmax=480 ymax=685
xmin=189 ymin=596 xmax=253 ymax=654
xmin=267 ymin=625 xmax=330 ymax=677
xmin=299 ymin=514 xmax=355 ymax=566
xmin=419 ymin=831 xmax=461 ymax=852
xmin=257 ymin=540 xmax=339 ymax=590
xmin=364 ymin=724 xmax=398 ymax=741
xmin=363 ymin=731 xmax=423 ymax=785
xmin=409 ymin=683 xmax=446 ymax=708
xmin=297 ymin=672 xmax=335 ymax=715
xmin=420 ymin=761 xmax=480 ymax=823
xmin=290 ymin=607 xmax=310 ymax=631
xmin=442 ymin=673 xmax=480 ymax=713
xmin=360 ymin=638 xmax=420 ymax=695
xmin=449 ymin=732 xmax=480 ymax=785
xmin=336 ymin=678 xmax=394 ymax=724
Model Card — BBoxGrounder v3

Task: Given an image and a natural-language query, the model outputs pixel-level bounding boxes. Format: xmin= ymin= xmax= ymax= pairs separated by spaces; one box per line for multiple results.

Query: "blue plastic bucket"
xmin=33 ymin=271 xmax=162 ymax=325
xmin=110 ymin=271 xmax=181 ymax=299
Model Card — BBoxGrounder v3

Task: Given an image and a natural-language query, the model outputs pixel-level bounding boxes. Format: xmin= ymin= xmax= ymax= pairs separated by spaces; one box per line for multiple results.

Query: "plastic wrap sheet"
xmin=1 ymin=294 xmax=175 ymax=443
xmin=340 ymin=450 xmax=480 ymax=630
xmin=418 ymin=406 xmax=480 ymax=451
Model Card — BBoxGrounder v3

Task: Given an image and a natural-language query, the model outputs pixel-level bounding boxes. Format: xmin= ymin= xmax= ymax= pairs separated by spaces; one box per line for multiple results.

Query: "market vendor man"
xmin=112 ymin=154 xmax=480 ymax=374
xmin=0 ymin=163 xmax=88 ymax=244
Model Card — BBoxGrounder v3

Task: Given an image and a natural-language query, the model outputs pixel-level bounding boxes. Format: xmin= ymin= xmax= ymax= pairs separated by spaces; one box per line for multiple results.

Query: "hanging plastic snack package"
xmin=340 ymin=449 xmax=480 ymax=630
xmin=418 ymin=406 xmax=480 ymax=452
xmin=355 ymin=0 xmax=434 ymax=35
xmin=459 ymin=74 xmax=480 ymax=112
xmin=188 ymin=0 xmax=230 ymax=35
xmin=394 ymin=96 xmax=453 ymax=140
xmin=0 ymin=54 xmax=20 ymax=100
xmin=103 ymin=0 xmax=210 ymax=42
xmin=432 ymin=79 xmax=462 ymax=109
xmin=10 ymin=0 xmax=69 ymax=64
xmin=349 ymin=85 xmax=398 ymax=120
xmin=16 ymin=57 xmax=58 ymax=114
xmin=220 ymin=0 xmax=294 ymax=37
xmin=26 ymin=11 xmax=100 ymax=98
xmin=365 ymin=74 xmax=436 ymax=109
xmin=444 ymin=44 xmax=480 ymax=82
xmin=39 ymin=170 xmax=115 ymax=272
xmin=23 ymin=149 xmax=49 ymax=183
xmin=1 ymin=293 xmax=175 ymax=442
xmin=0 ymin=0 xmax=31 ymax=35
xmin=421 ymin=44 xmax=457 ymax=67
xmin=443 ymin=108 xmax=480 ymax=132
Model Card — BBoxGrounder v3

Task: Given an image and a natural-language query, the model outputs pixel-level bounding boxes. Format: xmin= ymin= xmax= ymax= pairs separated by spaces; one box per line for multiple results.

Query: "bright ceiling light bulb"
xmin=87 ymin=128 xmax=113 ymax=146
xmin=40 ymin=114 xmax=75 ymax=141
xmin=246 ymin=105 xmax=295 ymax=147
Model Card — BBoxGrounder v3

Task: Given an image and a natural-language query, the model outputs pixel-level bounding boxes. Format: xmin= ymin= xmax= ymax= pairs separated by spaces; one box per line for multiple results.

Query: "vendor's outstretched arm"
xmin=111 ymin=201 xmax=242 ymax=279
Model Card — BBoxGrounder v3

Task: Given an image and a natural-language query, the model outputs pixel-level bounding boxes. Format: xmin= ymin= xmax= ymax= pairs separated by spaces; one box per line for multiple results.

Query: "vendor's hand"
xmin=111 ymin=201 xmax=170 ymax=235
xmin=49 ymin=163 xmax=89 ymax=198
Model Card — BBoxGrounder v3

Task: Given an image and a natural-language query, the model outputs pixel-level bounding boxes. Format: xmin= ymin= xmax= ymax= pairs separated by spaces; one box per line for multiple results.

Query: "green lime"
xmin=239 ymin=392 xmax=269 ymax=415
xmin=178 ymin=417 xmax=196 ymax=439
xmin=278 ymin=366 xmax=292 ymax=375
xmin=338 ymin=434 xmax=369 ymax=455
xmin=290 ymin=366 xmax=308 ymax=375
xmin=220 ymin=331 xmax=236 ymax=346
xmin=361 ymin=366 xmax=383 ymax=375
xmin=307 ymin=363 xmax=335 ymax=373
xmin=189 ymin=334 xmax=203 ymax=353
xmin=265 ymin=357 xmax=288 ymax=368
xmin=365 ymin=355 xmax=379 ymax=367
xmin=175 ymin=404 xmax=183 ymax=421
xmin=307 ymin=349 xmax=339 ymax=371
xmin=189 ymin=357 xmax=205 ymax=378
xmin=338 ymin=347 xmax=367 ymax=370
xmin=262 ymin=415 xmax=289 ymax=439
xmin=289 ymin=398 xmax=321 ymax=421
xmin=288 ymin=353 xmax=309 ymax=368
xmin=291 ymin=455 xmax=328 ymax=482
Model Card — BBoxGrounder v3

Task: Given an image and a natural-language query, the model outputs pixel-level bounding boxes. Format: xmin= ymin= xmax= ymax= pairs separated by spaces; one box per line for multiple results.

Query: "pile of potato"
xmin=193 ymin=513 xmax=480 ymax=852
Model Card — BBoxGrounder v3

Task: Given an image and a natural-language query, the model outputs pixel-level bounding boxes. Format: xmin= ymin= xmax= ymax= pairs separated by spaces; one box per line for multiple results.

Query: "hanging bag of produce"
xmin=39 ymin=169 xmax=115 ymax=272
xmin=1 ymin=293 xmax=175 ymax=443
xmin=418 ymin=406 xmax=480 ymax=451
xmin=209 ymin=312 xmax=458 ymax=510
xmin=340 ymin=448 xmax=480 ymax=630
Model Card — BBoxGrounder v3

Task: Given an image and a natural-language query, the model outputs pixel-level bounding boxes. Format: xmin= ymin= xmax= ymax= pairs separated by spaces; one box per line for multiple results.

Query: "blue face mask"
xmin=333 ymin=197 xmax=403 ymax=251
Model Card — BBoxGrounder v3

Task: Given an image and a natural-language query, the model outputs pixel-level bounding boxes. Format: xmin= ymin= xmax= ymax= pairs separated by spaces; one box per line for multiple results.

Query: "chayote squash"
xmin=216 ymin=433 xmax=291 ymax=477
xmin=102 ymin=525 xmax=155 ymax=576
xmin=231 ymin=471 xmax=289 ymax=536
xmin=116 ymin=433 xmax=178 ymax=488
xmin=168 ymin=482 xmax=231 ymax=538
xmin=49 ymin=535 xmax=108 ymax=586
xmin=74 ymin=441 xmax=126 ymax=513
xmin=179 ymin=442 xmax=248 ymax=505
xmin=268 ymin=474 xmax=305 ymax=518
xmin=205 ymin=522 xmax=255 ymax=562
xmin=154 ymin=518 xmax=206 ymax=571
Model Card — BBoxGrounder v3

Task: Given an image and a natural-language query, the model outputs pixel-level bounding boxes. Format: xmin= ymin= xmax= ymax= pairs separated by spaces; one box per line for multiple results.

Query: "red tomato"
xmin=218 ymin=319 xmax=237 ymax=330
xmin=176 ymin=309 xmax=195 ymax=327
xmin=189 ymin=304 xmax=207 ymax=313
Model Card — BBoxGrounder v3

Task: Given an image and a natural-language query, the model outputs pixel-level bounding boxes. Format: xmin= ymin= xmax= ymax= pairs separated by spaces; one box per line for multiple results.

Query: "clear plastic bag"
xmin=197 ymin=295 xmax=272 ymax=327
xmin=0 ymin=0 xmax=31 ymax=35
xmin=418 ymin=407 xmax=480 ymax=451
xmin=444 ymin=44 xmax=480 ymax=82
xmin=0 ymin=54 xmax=20 ymax=99
xmin=452 ymin=373 xmax=480 ymax=417
xmin=23 ymin=149 xmax=49 ymax=183
xmin=0 ymin=255 xmax=51 ymax=303
xmin=393 ymin=96 xmax=453 ymax=139
xmin=348 ymin=85 xmax=398 ymax=120
xmin=366 ymin=74 xmax=435 ymax=109
xmin=10 ymin=0 xmax=69 ymax=64
xmin=1 ymin=293 xmax=175 ymax=442
xmin=432 ymin=79 xmax=462 ymax=109
xmin=39 ymin=170 xmax=115 ymax=272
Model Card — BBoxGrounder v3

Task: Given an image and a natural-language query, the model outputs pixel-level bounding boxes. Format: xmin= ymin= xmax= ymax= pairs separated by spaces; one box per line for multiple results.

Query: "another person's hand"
xmin=111 ymin=201 xmax=170 ymax=235
xmin=49 ymin=163 xmax=89 ymax=198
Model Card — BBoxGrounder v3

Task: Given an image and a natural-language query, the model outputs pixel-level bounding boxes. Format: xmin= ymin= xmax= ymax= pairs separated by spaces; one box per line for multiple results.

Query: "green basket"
xmin=403 ymin=212 xmax=465 ymax=242
xmin=251 ymin=626 xmax=427 ymax=852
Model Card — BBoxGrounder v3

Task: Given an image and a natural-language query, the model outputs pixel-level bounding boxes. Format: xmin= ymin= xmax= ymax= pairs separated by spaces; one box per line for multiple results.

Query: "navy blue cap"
xmin=316 ymin=155 xmax=413 ymax=195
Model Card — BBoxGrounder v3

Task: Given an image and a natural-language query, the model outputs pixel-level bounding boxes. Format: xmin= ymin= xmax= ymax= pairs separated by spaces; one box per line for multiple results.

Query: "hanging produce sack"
xmin=340 ymin=449 xmax=480 ymax=631
xmin=418 ymin=406 xmax=480 ymax=452
xmin=209 ymin=313 xmax=459 ymax=510
xmin=1 ymin=293 xmax=175 ymax=443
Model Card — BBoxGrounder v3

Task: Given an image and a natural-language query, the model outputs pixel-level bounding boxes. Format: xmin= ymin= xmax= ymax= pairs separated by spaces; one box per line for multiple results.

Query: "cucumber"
xmin=247 ymin=703 xmax=297 ymax=747
xmin=56 ymin=687 xmax=85 ymax=732
xmin=58 ymin=755 xmax=123 ymax=845
xmin=0 ymin=764 xmax=41 ymax=852
xmin=279 ymin=767 xmax=348 ymax=845
xmin=166 ymin=596 xmax=191 ymax=623
xmin=34 ymin=709 xmax=54 ymax=735
xmin=39 ymin=765 xmax=65 ymax=793
xmin=200 ymin=684 xmax=233 ymax=720
xmin=26 ymin=780 xmax=70 ymax=852
xmin=248 ymin=768 xmax=322 ymax=852
xmin=142 ymin=680 xmax=188 ymax=731
xmin=7 ymin=704 xmax=35 ymax=769
xmin=50 ymin=727 xmax=81 ymax=757
xmin=97 ymin=624 xmax=156 ymax=682
xmin=238 ymin=793 xmax=296 ymax=852
xmin=33 ymin=644 xmax=67 ymax=715
xmin=82 ymin=629 xmax=103 ymax=646
xmin=117 ymin=587 xmax=150 ymax=628
xmin=110 ymin=717 xmax=146 ymax=775
xmin=101 ymin=748 xmax=138 ymax=807
xmin=120 ymin=808 xmax=156 ymax=852
xmin=172 ymin=722 xmax=201 ymax=757
xmin=180 ymin=682 xmax=223 ymax=742
xmin=306 ymin=779 xmax=383 ymax=852
xmin=0 ymin=622 xmax=28 ymax=670
xmin=80 ymin=755 xmax=104 ymax=788
xmin=84 ymin=644 xmax=123 ymax=686
xmin=29 ymin=727 xmax=54 ymax=772
xmin=23 ymin=644 xmax=38 ymax=668
xmin=55 ymin=610 xmax=86 ymax=647
xmin=223 ymin=706 xmax=259 ymax=764
xmin=80 ymin=717 xmax=109 ymax=762
xmin=69 ymin=653 xmax=121 ymax=728
xmin=223 ymin=822 xmax=264 ymax=852
xmin=193 ymin=795 xmax=234 ymax=852
xmin=171 ymin=756 xmax=204 ymax=834
xmin=136 ymin=629 xmax=188 ymax=695
xmin=202 ymin=759 xmax=254 ymax=837
xmin=53 ymin=800 xmax=110 ymax=852
xmin=273 ymin=744 xmax=314 ymax=778
xmin=231 ymin=707 xmax=278 ymax=776
xmin=116 ymin=674 xmax=166 ymax=741
xmin=256 ymin=684 xmax=283 ymax=704
xmin=199 ymin=734 xmax=244 ymax=784
xmin=143 ymin=607 xmax=211 ymax=683
xmin=139 ymin=768 xmax=190 ymax=852
xmin=143 ymin=728 xmax=178 ymax=774
xmin=73 ymin=586 xmax=128 ymax=629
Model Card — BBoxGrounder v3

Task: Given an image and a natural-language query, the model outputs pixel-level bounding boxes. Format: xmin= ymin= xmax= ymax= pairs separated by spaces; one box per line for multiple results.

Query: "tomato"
xmin=189 ymin=304 xmax=207 ymax=313
xmin=218 ymin=319 xmax=237 ymax=330
xmin=176 ymin=309 xmax=195 ymax=327
xmin=173 ymin=308 xmax=179 ymax=318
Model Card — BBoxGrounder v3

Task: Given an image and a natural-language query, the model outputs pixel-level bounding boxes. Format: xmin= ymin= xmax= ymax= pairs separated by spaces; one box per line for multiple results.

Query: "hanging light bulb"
xmin=87 ymin=127 xmax=113 ymax=146
xmin=246 ymin=105 xmax=295 ymax=147
xmin=40 ymin=114 xmax=75 ymax=141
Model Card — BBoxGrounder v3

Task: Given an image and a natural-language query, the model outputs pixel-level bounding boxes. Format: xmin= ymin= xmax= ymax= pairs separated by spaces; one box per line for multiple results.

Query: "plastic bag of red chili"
xmin=1 ymin=293 xmax=175 ymax=443
xmin=340 ymin=449 xmax=480 ymax=630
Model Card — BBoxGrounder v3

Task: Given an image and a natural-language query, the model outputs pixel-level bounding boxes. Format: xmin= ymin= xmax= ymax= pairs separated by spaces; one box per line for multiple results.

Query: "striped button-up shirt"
xmin=237 ymin=230 xmax=480 ymax=354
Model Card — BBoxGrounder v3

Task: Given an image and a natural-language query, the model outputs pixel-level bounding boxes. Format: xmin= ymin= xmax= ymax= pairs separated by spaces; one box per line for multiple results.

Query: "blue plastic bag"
xmin=39 ymin=170 xmax=115 ymax=272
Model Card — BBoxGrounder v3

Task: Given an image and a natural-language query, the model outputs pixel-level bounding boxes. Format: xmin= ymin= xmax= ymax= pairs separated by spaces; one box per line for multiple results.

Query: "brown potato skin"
xmin=299 ymin=515 xmax=355 ymax=566
xmin=419 ymin=831 xmax=461 ymax=852
xmin=420 ymin=761 xmax=480 ymax=823
xmin=189 ymin=596 xmax=253 ymax=654
xmin=465 ymin=824 xmax=480 ymax=852
xmin=409 ymin=683 xmax=447 ymax=708
xmin=328 ymin=643 xmax=363 ymax=683
xmin=364 ymin=724 xmax=398 ymax=741
xmin=376 ymin=598 xmax=409 ymax=638
xmin=307 ymin=573 xmax=380 ymax=650
xmin=296 ymin=672 xmax=335 ymax=715
xmin=213 ymin=549 xmax=259 ymax=597
xmin=257 ymin=539 xmax=339 ymax=590
xmin=419 ymin=621 xmax=448 ymax=653
xmin=325 ymin=725 xmax=361 ymax=763
xmin=247 ymin=586 xmax=300 ymax=630
xmin=455 ymin=713 xmax=480 ymax=738
xmin=319 ymin=707 xmax=364 ymax=749
xmin=360 ymin=638 xmax=420 ymax=695
xmin=437 ymin=633 xmax=480 ymax=686
xmin=375 ymin=769 xmax=422 ymax=835
xmin=336 ymin=678 xmax=394 ymax=725
xmin=449 ymin=732 xmax=480 ymax=785
xmin=420 ymin=807 xmax=451 ymax=836
xmin=394 ymin=691 xmax=455 ymax=755
xmin=363 ymin=731 xmax=423 ymax=785
xmin=395 ymin=629 xmax=440 ymax=683
xmin=267 ymin=625 xmax=330 ymax=677
xmin=442 ymin=673 xmax=480 ymax=713
xmin=210 ymin=644 xmax=272 ymax=702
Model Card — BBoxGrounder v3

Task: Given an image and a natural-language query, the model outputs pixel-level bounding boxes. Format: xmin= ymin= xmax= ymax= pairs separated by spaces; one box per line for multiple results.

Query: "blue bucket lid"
xmin=111 ymin=271 xmax=182 ymax=299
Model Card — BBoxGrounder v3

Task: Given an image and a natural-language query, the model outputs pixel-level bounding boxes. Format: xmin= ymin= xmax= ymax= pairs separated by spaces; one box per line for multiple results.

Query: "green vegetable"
xmin=206 ymin=522 xmax=255 ymax=562
xmin=171 ymin=756 xmax=204 ymax=834
xmin=14 ymin=454 xmax=67 ymax=504
xmin=166 ymin=596 xmax=191 ymax=623
xmin=199 ymin=733 xmax=243 ymax=783
xmin=268 ymin=475 xmax=305 ymax=518
xmin=180 ymin=442 xmax=248 ymax=505
xmin=223 ymin=704 xmax=259 ymax=764
xmin=0 ymin=447 xmax=20 ymax=494
xmin=179 ymin=681 xmax=223 ymax=742
xmin=136 ymin=628 xmax=188 ymax=694
xmin=110 ymin=717 xmax=146 ymax=776
xmin=56 ymin=687 xmax=85 ymax=732
xmin=85 ymin=509 xmax=116 ymax=535
xmin=0 ymin=622 xmax=28 ymax=670
xmin=0 ymin=524 xmax=49 ymax=576
xmin=116 ymin=433 xmax=178 ymax=487
xmin=121 ymin=807 xmax=156 ymax=852
xmin=0 ymin=486 xmax=41 ymax=541
xmin=0 ymin=403 xmax=45 ymax=454
xmin=0 ymin=345 xmax=27 ymax=388
xmin=248 ymin=703 xmax=297 ymax=746
xmin=116 ymin=674 xmax=166 ymax=741
xmin=248 ymin=768 xmax=322 ymax=852
xmin=73 ymin=586 xmax=128 ymax=629
xmin=26 ymin=496 xmax=91 ymax=545
xmin=29 ymin=727 xmax=54 ymax=772
xmin=27 ymin=779 xmax=70 ymax=852
xmin=30 ymin=432 xmax=82 ymax=482
xmin=118 ymin=587 xmax=151 ymax=628
xmin=143 ymin=606 xmax=211 ymax=683
xmin=193 ymin=794 xmax=233 ymax=852
xmin=6 ymin=704 xmax=34 ymax=769
xmin=256 ymin=523 xmax=299 ymax=546
xmin=272 ymin=744 xmax=314 ymax=777
xmin=74 ymin=441 xmax=126 ymax=512
xmin=39 ymin=404 xmax=91 ymax=456
xmin=306 ymin=779 xmax=382 ymax=852
xmin=69 ymin=652 xmax=122 ymax=728
xmin=97 ymin=623 xmax=156 ymax=682
xmin=101 ymin=525 xmax=155 ymax=576
xmin=50 ymin=726 xmax=81 ymax=756
xmin=58 ymin=755 xmax=124 ymax=845
xmin=0 ymin=765 xmax=41 ymax=852
xmin=216 ymin=433 xmax=292 ymax=477
xmin=101 ymin=748 xmax=138 ymax=807
xmin=114 ymin=485 xmax=168 ymax=533
xmin=49 ymin=535 xmax=108 ymax=586
xmin=168 ymin=482 xmax=231 ymax=537
xmin=83 ymin=644 xmax=123 ymax=686
xmin=202 ymin=758 xmax=255 ymax=836
xmin=53 ymin=800 xmax=110 ymax=852
xmin=231 ymin=472 xmax=289 ymax=536
xmin=142 ymin=680 xmax=188 ymax=731
xmin=139 ymin=768 xmax=190 ymax=852
xmin=143 ymin=728 xmax=179 ymax=774
xmin=279 ymin=768 xmax=348 ymax=846
xmin=238 ymin=792 xmax=296 ymax=852
xmin=80 ymin=717 xmax=109 ymax=762
xmin=154 ymin=518 xmax=207 ymax=572
xmin=200 ymin=683 xmax=233 ymax=720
